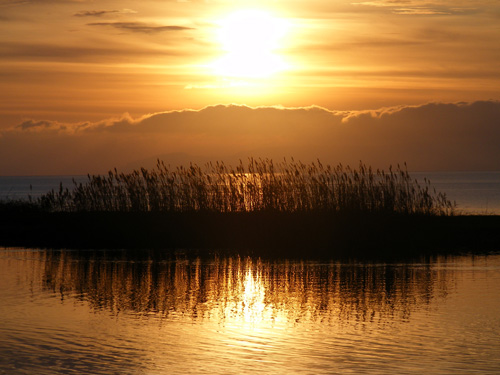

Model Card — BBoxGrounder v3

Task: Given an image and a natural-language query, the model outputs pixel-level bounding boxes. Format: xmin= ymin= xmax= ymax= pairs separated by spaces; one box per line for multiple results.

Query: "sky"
xmin=1 ymin=0 xmax=499 ymax=175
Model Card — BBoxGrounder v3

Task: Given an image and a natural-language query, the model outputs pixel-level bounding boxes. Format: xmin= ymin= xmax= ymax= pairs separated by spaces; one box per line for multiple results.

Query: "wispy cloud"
xmin=74 ymin=9 xmax=137 ymax=17
xmin=0 ymin=41 xmax=187 ymax=62
xmin=352 ymin=1 xmax=477 ymax=15
xmin=15 ymin=119 xmax=66 ymax=131
xmin=1 ymin=0 xmax=97 ymax=5
xmin=392 ymin=8 xmax=451 ymax=15
xmin=74 ymin=10 xmax=119 ymax=17
xmin=0 ymin=0 xmax=36 ymax=6
xmin=87 ymin=22 xmax=193 ymax=33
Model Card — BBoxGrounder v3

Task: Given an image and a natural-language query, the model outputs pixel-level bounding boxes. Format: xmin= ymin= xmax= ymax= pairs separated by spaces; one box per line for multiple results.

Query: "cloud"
xmin=351 ymin=1 xmax=479 ymax=15
xmin=1 ymin=0 xmax=97 ymax=5
xmin=74 ymin=10 xmax=120 ymax=17
xmin=73 ymin=9 xmax=137 ymax=17
xmin=1 ymin=101 xmax=499 ymax=175
xmin=87 ymin=22 xmax=193 ymax=33
xmin=0 ymin=41 xmax=187 ymax=62
xmin=15 ymin=119 xmax=67 ymax=132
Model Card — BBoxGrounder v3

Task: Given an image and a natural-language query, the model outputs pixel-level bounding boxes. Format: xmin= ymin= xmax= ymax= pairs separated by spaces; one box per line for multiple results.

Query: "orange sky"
xmin=0 ymin=0 xmax=499 ymax=174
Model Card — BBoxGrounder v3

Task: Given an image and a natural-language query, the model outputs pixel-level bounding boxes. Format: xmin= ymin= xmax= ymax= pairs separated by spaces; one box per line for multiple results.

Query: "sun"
xmin=212 ymin=10 xmax=289 ymax=79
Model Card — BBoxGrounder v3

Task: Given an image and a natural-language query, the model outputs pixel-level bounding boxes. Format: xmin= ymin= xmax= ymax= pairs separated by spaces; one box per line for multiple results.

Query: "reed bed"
xmin=38 ymin=159 xmax=455 ymax=215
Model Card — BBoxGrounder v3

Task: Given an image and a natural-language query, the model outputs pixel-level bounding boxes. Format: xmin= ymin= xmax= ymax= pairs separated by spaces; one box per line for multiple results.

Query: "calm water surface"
xmin=412 ymin=171 xmax=500 ymax=214
xmin=1 ymin=249 xmax=500 ymax=374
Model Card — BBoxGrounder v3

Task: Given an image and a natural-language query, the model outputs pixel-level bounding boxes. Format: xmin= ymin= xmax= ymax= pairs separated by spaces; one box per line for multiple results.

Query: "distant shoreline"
xmin=1 ymin=211 xmax=499 ymax=258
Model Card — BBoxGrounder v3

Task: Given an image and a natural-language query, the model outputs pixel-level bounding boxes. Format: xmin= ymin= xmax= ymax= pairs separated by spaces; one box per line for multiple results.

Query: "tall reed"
xmin=38 ymin=159 xmax=455 ymax=215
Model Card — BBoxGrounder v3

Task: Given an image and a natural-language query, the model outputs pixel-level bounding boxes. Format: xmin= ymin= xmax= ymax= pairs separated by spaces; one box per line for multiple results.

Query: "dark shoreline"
xmin=1 ymin=211 xmax=499 ymax=259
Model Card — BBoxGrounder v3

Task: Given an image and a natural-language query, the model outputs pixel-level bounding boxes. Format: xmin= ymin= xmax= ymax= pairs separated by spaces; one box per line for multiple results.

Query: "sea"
xmin=1 ymin=172 xmax=500 ymax=374
xmin=1 ymin=171 xmax=499 ymax=214
xmin=0 ymin=250 xmax=499 ymax=374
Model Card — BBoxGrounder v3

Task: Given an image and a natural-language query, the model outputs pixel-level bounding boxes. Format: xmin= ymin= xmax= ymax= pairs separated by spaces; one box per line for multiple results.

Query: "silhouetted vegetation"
xmin=2 ymin=159 xmax=499 ymax=255
xmin=0 ymin=198 xmax=41 ymax=214
xmin=36 ymin=159 xmax=455 ymax=215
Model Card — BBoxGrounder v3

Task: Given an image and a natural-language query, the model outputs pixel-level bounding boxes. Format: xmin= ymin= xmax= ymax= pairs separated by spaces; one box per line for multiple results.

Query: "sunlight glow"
xmin=241 ymin=268 xmax=266 ymax=323
xmin=212 ymin=10 xmax=289 ymax=79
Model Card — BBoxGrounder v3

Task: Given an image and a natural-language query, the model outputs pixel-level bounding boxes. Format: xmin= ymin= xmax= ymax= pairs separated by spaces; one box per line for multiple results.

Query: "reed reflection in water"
xmin=41 ymin=251 xmax=441 ymax=325
xmin=1 ymin=249 xmax=500 ymax=374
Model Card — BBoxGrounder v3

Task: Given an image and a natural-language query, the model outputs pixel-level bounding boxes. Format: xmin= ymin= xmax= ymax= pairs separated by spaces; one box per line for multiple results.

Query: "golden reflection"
xmin=37 ymin=251 xmax=455 ymax=328
xmin=241 ymin=267 xmax=266 ymax=323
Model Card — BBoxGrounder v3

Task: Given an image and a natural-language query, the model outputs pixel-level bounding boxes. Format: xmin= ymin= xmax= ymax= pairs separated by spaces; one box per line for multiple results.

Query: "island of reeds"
xmin=1 ymin=159 xmax=499 ymax=258
xmin=36 ymin=158 xmax=454 ymax=214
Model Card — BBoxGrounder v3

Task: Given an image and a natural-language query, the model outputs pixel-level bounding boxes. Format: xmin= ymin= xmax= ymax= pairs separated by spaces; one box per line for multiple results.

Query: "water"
xmin=0 ymin=176 xmax=87 ymax=200
xmin=1 ymin=172 xmax=499 ymax=213
xmin=1 ymin=249 xmax=500 ymax=374
xmin=412 ymin=171 xmax=500 ymax=214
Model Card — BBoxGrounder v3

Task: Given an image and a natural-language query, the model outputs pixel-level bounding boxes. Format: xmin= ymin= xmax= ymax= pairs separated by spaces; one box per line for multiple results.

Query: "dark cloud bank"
xmin=1 ymin=100 xmax=499 ymax=175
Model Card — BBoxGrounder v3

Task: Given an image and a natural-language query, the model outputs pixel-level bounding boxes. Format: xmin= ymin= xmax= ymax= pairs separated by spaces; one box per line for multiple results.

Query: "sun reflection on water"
xmin=241 ymin=263 xmax=267 ymax=324
xmin=32 ymin=252 xmax=452 ymax=328
xmin=4 ymin=250 xmax=500 ymax=374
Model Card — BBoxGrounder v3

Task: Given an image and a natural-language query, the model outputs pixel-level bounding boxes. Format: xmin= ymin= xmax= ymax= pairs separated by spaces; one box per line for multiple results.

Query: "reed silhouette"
xmin=37 ymin=159 xmax=454 ymax=215
xmin=2 ymin=159 xmax=499 ymax=254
